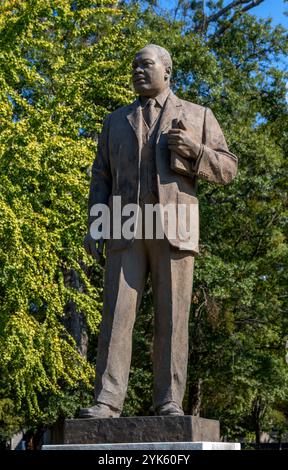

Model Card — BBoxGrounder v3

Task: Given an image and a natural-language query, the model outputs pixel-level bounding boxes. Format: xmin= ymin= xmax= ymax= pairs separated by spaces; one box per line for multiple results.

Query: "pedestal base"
xmin=63 ymin=416 xmax=220 ymax=444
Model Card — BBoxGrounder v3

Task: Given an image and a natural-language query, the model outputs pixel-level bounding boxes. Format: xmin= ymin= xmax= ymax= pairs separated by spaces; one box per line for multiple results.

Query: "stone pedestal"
xmin=42 ymin=416 xmax=240 ymax=451
xmin=63 ymin=416 xmax=220 ymax=444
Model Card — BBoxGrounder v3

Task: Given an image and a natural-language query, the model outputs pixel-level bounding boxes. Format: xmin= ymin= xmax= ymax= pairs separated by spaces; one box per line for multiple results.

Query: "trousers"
xmin=94 ymin=218 xmax=195 ymax=410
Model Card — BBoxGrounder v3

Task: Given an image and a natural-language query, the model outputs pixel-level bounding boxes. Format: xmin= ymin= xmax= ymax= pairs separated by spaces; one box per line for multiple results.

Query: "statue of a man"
xmin=80 ymin=44 xmax=237 ymax=418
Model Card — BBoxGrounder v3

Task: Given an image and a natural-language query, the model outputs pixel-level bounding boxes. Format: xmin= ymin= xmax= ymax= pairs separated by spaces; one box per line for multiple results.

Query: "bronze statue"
xmin=80 ymin=44 xmax=237 ymax=418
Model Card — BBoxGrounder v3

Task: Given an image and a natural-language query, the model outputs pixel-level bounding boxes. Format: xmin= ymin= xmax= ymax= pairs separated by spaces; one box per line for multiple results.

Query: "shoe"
xmin=78 ymin=402 xmax=120 ymax=419
xmin=156 ymin=402 xmax=184 ymax=416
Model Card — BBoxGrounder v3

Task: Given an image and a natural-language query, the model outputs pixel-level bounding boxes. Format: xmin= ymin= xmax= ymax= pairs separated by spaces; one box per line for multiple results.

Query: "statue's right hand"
xmin=83 ymin=233 xmax=104 ymax=264
xmin=83 ymin=233 xmax=97 ymax=257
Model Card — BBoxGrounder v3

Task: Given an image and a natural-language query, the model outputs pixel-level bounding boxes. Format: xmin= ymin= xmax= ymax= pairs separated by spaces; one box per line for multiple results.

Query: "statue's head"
xmin=132 ymin=44 xmax=172 ymax=97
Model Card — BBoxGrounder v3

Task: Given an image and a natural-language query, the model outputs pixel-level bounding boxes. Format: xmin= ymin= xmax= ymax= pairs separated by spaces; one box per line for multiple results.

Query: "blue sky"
xmin=159 ymin=0 xmax=288 ymax=28
xmin=252 ymin=0 xmax=287 ymax=27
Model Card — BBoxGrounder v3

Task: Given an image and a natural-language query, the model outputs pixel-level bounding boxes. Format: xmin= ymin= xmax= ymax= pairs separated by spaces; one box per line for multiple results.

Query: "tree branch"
xmin=252 ymin=212 xmax=279 ymax=258
xmin=173 ymin=0 xmax=182 ymax=21
xmin=241 ymin=0 xmax=265 ymax=14
xmin=206 ymin=0 xmax=264 ymax=25
xmin=210 ymin=0 xmax=265 ymax=39
xmin=207 ymin=0 xmax=253 ymax=24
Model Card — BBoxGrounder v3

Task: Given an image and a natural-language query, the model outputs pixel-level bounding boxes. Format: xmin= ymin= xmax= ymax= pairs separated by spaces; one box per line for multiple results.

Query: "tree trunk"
xmin=252 ymin=397 xmax=265 ymax=448
xmin=62 ymin=268 xmax=88 ymax=358
xmin=188 ymin=378 xmax=202 ymax=416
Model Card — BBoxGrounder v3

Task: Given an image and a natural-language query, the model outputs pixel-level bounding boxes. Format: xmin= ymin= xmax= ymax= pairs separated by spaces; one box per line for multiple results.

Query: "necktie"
xmin=143 ymin=98 xmax=157 ymax=128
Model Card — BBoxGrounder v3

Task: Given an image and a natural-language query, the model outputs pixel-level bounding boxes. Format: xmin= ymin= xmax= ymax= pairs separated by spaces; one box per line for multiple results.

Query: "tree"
xmin=0 ymin=0 xmax=145 ymax=439
xmin=1 ymin=0 xmax=287 ymax=444
xmin=123 ymin=0 xmax=288 ymax=441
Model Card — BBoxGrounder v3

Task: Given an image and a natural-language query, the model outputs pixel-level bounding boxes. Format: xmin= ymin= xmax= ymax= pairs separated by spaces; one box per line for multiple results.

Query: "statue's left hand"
xmin=83 ymin=233 xmax=105 ymax=266
xmin=167 ymin=120 xmax=200 ymax=160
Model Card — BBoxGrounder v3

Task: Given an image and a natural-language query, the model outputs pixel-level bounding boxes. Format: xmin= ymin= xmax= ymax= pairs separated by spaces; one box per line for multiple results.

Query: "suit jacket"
xmin=88 ymin=91 xmax=238 ymax=254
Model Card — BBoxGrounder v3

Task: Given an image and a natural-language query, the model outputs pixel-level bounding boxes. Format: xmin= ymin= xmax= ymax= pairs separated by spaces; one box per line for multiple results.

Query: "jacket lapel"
xmin=126 ymin=100 xmax=142 ymax=145
xmin=157 ymin=91 xmax=182 ymax=140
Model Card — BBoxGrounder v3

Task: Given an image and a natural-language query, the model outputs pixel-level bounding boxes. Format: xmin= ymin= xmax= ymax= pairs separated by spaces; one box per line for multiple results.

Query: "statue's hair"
xmin=139 ymin=44 xmax=172 ymax=71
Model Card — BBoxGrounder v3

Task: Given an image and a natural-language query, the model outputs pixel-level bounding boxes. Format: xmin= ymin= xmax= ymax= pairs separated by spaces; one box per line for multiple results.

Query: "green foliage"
xmin=0 ymin=0 xmax=145 ymax=432
xmin=184 ymin=12 xmax=288 ymax=441
xmin=1 ymin=0 xmax=287 ymax=443
xmin=126 ymin=1 xmax=288 ymax=441
xmin=0 ymin=399 xmax=23 ymax=442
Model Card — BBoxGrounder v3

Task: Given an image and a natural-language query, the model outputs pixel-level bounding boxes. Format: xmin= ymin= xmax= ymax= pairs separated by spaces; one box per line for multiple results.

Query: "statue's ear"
xmin=165 ymin=66 xmax=172 ymax=80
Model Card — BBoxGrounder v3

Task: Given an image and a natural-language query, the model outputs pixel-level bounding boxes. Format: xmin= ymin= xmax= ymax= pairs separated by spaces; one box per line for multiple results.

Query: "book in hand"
xmin=170 ymin=119 xmax=193 ymax=177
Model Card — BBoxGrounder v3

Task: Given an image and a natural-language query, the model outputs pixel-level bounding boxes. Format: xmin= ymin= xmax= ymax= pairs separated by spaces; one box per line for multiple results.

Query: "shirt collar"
xmin=138 ymin=87 xmax=171 ymax=108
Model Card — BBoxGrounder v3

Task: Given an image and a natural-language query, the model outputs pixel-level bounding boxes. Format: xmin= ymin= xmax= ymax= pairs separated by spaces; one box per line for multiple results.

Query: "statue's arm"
xmin=88 ymin=115 xmax=112 ymax=226
xmin=193 ymin=107 xmax=238 ymax=185
xmin=84 ymin=115 xmax=112 ymax=260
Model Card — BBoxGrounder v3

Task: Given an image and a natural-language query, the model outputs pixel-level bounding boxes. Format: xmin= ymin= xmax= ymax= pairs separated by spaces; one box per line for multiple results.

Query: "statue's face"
xmin=132 ymin=48 xmax=170 ymax=97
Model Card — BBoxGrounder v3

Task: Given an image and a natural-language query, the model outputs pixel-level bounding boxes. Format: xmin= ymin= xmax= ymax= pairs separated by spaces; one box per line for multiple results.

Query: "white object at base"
xmin=42 ymin=441 xmax=241 ymax=451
